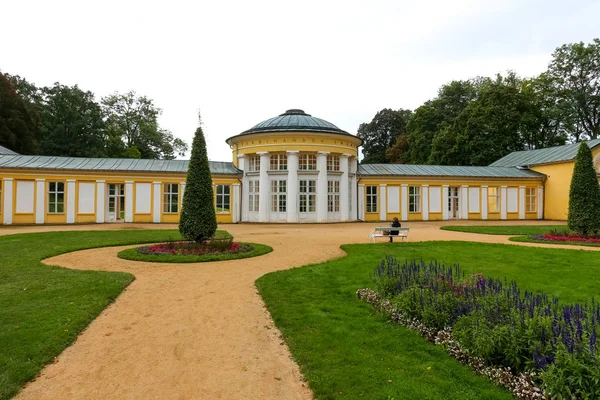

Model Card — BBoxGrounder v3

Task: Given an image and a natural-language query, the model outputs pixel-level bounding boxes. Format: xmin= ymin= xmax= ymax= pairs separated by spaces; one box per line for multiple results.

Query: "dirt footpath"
xmin=7 ymin=220 xmax=591 ymax=400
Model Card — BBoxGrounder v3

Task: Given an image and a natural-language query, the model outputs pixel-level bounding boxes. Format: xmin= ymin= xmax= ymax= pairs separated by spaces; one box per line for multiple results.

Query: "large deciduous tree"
xmin=179 ymin=118 xmax=217 ymax=243
xmin=357 ymin=108 xmax=412 ymax=164
xmin=568 ymin=142 xmax=600 ymax=235
xmin=102 ymin=91 xmax=188 ymax=159
xmin=547 ymin=39 xmax=600 ymax=141
xmin=0 ymin=71 xmax=38 ymax=154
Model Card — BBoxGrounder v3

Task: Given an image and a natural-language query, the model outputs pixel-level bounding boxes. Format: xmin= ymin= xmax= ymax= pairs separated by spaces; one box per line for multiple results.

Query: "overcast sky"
xmin=2 ymin=0 xmax=598 ymax=161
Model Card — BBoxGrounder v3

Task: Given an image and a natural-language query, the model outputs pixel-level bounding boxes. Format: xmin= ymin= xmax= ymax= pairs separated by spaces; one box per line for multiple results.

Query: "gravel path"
xmin=4 ymin=220 xmax=593 ymax=400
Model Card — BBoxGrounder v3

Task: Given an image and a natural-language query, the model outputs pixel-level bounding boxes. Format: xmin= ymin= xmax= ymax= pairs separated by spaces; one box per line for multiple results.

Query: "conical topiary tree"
xmin=179 ymin=120 xmax=217 ymax=242
xmin=568 ymin=142 xmax=600 ymax=235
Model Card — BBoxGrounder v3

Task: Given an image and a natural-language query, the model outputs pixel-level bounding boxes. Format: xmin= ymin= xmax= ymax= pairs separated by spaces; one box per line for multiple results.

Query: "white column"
xmin=96 ymin=180 xmax=105 ymax=223
xmin=350 ymin=159 xmax=358 ymax=221
xmin=286 ymin=151 xmax=299 ymax=223
xmin=500 ymin=186 xmax=507 ymax=220
xmin=257 ymin=152 xmax=270 ymax=222
xmin=358 ymin=183 xmax=365 ymax=220
xmin=316 ymin=151 xmax=329 ymax=222
xmin=180 ymin=182 xmax=186 ymax=200
xmin=379 ymin=184 xmax=387 ymax=221
xmin=461 ymin=185 xmax=469 ymax=220
xmin=233 ymin=183 xmax=241 ymax=223
xmin=66 ymin=180 xmax=76 ymax=224
xmin=401 ymin=184 xmax=408 ymax=221
xmin=340 ymin=154 xmax=350 ymax=221
xmin=238 ymin=154 xmax=248 ymax=222
xmin=125 ymin=181 xmax=134 ymax=223
xmin=153 ymin=182 xmax=161 ymax=223
xmin=35 ymin=179 xmax=45 ymax=224
xmin=442 ymin=185 xmax=449 ymax=220
xmin=422 ymin=184 xmax=429 ymax=221
xmin=481 ymin=186 xmax=488 ymax=220
xmin=519 ymin=186 xmax=526 ymax=219
xmin=537 ymin=186 xmax=544 ymax=220
xmin=3 ymin=178 xmax=13 ymax=225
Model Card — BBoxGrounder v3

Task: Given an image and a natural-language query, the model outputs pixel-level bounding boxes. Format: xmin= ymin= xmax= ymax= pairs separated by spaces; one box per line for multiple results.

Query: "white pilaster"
xmin=238 ymin=154 xmax=248 ymax=222
xmin=153 ymin=182 xmax=161 ymax=223
xmin=358 ymin=183 xmax=365 ymax=220
xmin=500 ymin=186 xmax=507 ymax=220
xmin=316 ymin=151 xmax=329 ymax=222
xmin=481 ymin=186 xmax=488 ymax=220
xmin=538 ymin=186 xmax=544 ymax=220
xmin=422 ymin=184 xmax=429 ymax=221
xmin=96 ymin=180 xmax=105 ymax=223
xmin=125 ymin=181 xmax=134 ymax=223
xmin=442 ymin=185 xmax=449 ymax=220
xmin=461 ymin=185 xmax=469 ymax=220
xmin=286 ymin=151 xmax=299 ymax=223
xmin=3 ymin=178 xmax=13 ymax=225
xmin=180 ymin=182 xmax=186 ymax=201
xmin=379 ymin=184 xmax=387 ymax=221
xmin=233 ymin=183 xmax=241 ymax=223
xmin=519 ymin=186 xmax=526 ymax=219
xmin=401 ymin=184 xmax=408 ymax=221
xmin=340 ymin=154 xmax=350 ymax=221
xmin=257 ymin=152 xmax=270 ymax=222
xmin=35 ymin=179 xmax=45 ymax=224
xmin=66 ymin=180 xmax=76 ymax=224
xmin=350 ymin=159 xmax=358 ymax=221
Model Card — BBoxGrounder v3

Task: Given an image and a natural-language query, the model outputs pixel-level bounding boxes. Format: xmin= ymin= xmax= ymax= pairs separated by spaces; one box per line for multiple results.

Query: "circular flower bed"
xmin=137 ymin=240 xmax=252 ymax=256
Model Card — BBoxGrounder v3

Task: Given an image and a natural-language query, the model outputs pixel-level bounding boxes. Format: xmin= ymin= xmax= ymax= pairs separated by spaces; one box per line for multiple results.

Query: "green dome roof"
xmin=232 ymin=109 xmax=351 ymax=138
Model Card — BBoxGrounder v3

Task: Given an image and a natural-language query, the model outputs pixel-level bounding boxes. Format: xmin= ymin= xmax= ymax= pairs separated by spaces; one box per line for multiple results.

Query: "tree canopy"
xmin=357 ymin=108 xmax=412 ymax=163
xmin=0 ymin=72 xmax=38 ymax=154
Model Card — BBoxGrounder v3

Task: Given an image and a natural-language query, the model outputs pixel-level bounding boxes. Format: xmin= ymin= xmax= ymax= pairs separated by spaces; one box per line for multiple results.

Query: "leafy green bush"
xmin=568 ymin=142 xmax=600 ymax=235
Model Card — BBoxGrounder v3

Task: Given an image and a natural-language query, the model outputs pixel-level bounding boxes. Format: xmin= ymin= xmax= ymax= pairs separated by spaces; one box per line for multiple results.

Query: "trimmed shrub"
xmin=179 ymin=121 xmax=217 ymax=242
xmin=568 ymin=142 xmax=600 ymax=235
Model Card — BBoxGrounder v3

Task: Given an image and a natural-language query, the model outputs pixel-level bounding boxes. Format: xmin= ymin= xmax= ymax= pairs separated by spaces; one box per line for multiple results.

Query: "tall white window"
xmin=299 ymin=154 xmax=317 ymax=170
xmin=409 ymin=186 xmax=421 ymax=213
xmin=216 ymin=185 xmax=231 ymax=213
xmin=488 ymin=187 xmax=500 ymax=213
xmin=366 ymin=186 xmax=377 ymax=213
xmin=526 ymin=187 xmax=537 ymax=213
xmin=270 ymin=154 xmax=287 ymax=171
xmin=327 ymin=181 xmax=340 ymax=212
xmin=163 ymin=183 xmax=179 ymax=213
xmin=0 ymin=181 xmax=2 ymax=213
xmin=48 ymin=182 xmax=65 ymax=214
xmin=299 ymin=180 xmax=316 ymax=212
xmin=270 ymin=180 xmax=287 ymax=212
xmin=248 ymin=181 xmax=259 ymax=212
xmin=247 ymin=155 xmax=260 ymax=172
xmin=327 ymin=155 xmax=340 ymax=172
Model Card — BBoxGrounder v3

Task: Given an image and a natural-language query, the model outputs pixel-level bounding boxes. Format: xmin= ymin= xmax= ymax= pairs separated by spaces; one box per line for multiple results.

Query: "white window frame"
xmin=216 ymin=184 xmax=231 ymax=214
xmin=163 ymin=183 xmax=179 ymax=214
xmin=488 ymin=187 xmax=500 ymax=213
xmin=270 ymin=180 xmax=287 ymax=212
xmin=366 ymin=186 xmax=378 ymax=213
xmin=248 ymin=180 xmax=259 ymax=212
xmin=269 ymin=154 xmax=287 ymax=171
xmin=327 ymin=180 xmax=340 ymax=212
xmin=48 ymin=181 xmax=65 ymax=214
xmin=526 ymin=187 xmax=537 ymax=213
xmin=299 ymin=180 xmax=316 ymax=212
xmin=299 ymin=154 xmax=317 ymax=170
xmin=247 ymin=155 xmax=260 ymax=172
xmin=327 ymin=155 xmax=340 ymax=172
xmin=409 ymin=186 xmax=421 ymax=213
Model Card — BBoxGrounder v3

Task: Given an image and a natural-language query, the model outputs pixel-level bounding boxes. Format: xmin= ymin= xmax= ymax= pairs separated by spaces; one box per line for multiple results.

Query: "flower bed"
xmin=137 ymin=240 xmax=251 ymax=256
xmin=362 ymin=256 xmax=600 ymax=399
xmin=532 ymin=231 xmax=600 ymax=244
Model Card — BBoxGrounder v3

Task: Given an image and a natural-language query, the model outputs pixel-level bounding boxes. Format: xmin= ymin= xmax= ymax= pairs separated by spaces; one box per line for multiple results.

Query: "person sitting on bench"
xmin=389 ymin=217 xmax=401 ymax=243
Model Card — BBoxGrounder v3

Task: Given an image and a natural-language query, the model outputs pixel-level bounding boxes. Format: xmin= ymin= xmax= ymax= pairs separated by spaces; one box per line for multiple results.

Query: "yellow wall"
xmin=531 ymin=162 xmax=573 ymax=220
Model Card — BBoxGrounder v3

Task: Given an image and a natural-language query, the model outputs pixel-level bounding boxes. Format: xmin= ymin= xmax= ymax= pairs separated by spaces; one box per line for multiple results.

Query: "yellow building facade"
xmin=0 ymin=109 xmax=593 ymax=225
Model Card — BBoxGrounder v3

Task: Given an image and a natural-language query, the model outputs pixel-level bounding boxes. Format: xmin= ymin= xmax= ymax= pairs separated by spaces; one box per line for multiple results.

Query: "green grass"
xmin=256 ymin=241 xmax=600 ymax=399
xmin=440 ymin=225 xmax=567 ymax=235
xmin=118 ymin=242 xmax=272 ymax=263
xmin=0 ymin=229 xmax=185 ymax=400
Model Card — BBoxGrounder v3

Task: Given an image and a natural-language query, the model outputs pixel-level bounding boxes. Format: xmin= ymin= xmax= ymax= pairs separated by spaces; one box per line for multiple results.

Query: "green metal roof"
xmin=0 ymin=145 xmax=18 ymax=155
xmin=0 ymin=155 xmax=241 ymax=175
xmin=490 ymin=139 xmax=600 ymax=167
xmin=226 ymin=109 xmax=359 ymax=142
xmin=358 ymin=164 xmax=545 ymax=179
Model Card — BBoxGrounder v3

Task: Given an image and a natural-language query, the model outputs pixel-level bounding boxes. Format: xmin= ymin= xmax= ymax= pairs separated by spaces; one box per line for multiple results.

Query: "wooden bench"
xmin=369 ymin=226 xmax=410 ymax=243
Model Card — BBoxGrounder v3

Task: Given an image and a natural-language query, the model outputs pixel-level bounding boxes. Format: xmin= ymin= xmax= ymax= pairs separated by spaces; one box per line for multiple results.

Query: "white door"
xmin=448 ymin=187 xmax=460 ymax=219
xmin=298 ymin=179 xmax=316 ymax=222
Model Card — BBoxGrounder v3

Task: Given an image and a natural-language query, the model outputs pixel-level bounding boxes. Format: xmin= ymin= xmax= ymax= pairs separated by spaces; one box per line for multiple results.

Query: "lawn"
xmin=256 ymin=241 xmax=600 ymax=399
xmin=440 ymin=225 xmax=567 ymax=235
xmin=0 ymin=229 xmax=184 ymax=400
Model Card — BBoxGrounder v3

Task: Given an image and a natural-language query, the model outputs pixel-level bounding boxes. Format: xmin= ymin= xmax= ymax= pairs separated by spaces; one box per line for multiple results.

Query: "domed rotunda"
xmin=226 ymin=109 xmax=362 ymax=223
